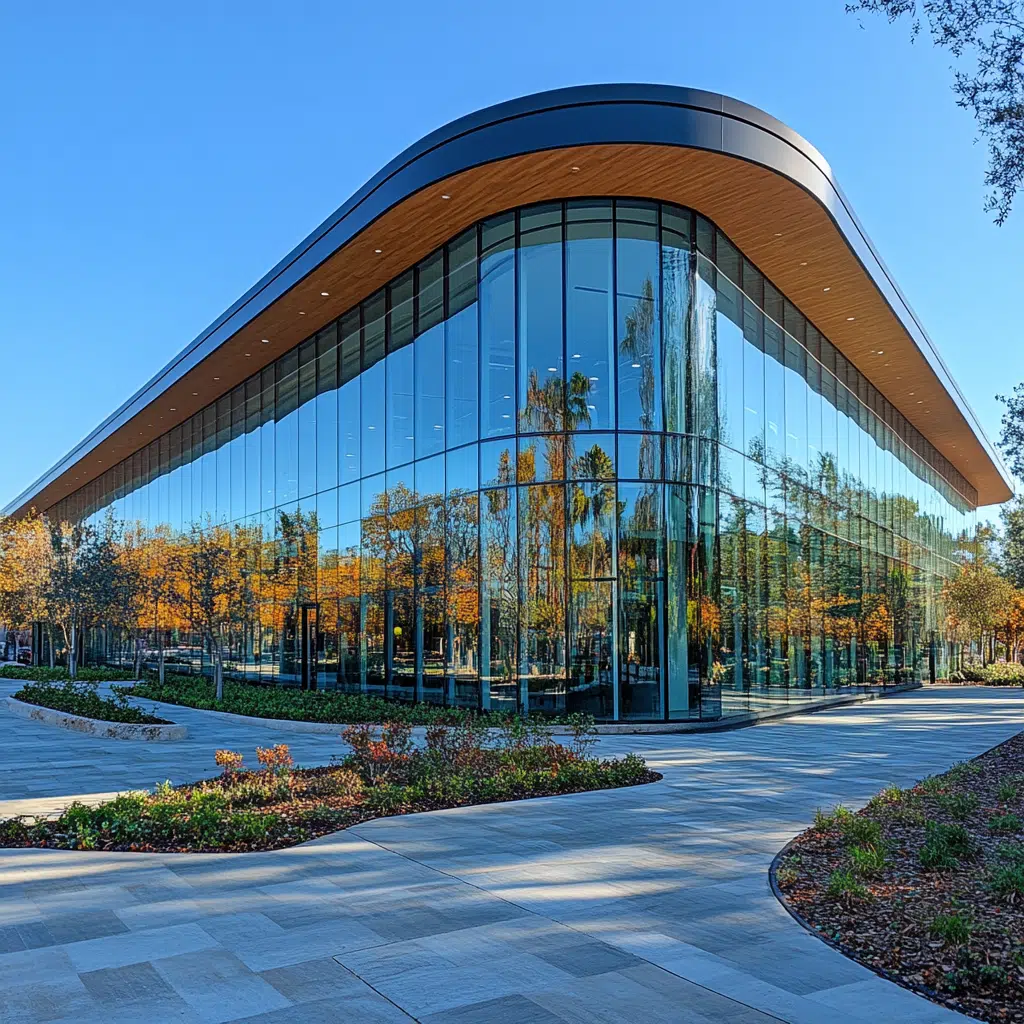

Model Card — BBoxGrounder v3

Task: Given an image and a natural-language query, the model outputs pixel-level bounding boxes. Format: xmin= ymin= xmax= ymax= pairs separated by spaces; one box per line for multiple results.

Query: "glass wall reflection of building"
xmin=51 ymin=199 xmax=979 ymax=721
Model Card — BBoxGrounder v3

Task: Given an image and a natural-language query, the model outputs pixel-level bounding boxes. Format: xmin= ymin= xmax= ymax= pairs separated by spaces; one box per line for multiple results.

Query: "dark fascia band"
xmin=4 ymin=83 xmax=1011 ymax=516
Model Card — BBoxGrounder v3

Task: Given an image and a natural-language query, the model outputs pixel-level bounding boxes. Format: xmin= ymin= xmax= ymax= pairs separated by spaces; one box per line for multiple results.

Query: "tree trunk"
xmin=158 ymin=631 xmax=165 ymax=686
xmin=213 ymin=637 xmax=224 ymax=702
xmin=69 ymin=623 xmax=78 ymax=680
xmin=46 ymin=625 xmax=55 ymax=669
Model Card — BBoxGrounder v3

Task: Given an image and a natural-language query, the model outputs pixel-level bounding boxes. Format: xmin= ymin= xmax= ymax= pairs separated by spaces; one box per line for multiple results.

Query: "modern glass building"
xmin=6 ymin=86 xmax=1011 ymax=722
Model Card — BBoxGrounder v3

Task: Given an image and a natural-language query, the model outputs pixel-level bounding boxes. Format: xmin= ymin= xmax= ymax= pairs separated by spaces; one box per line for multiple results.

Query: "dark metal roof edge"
xmin=5 ymin=83 xmax=1010 ymax=515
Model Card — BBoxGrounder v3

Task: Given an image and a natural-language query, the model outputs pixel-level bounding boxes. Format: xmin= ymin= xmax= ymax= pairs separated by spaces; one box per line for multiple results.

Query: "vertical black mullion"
xmin=560 ymin=201 xmax=570 ymax=712
xmin=513 ymin=207 xmax=523 ymax=714
xmin=611 ymin=199 xmax=620 ymax=722
xmin=657 ymin=201 xmax=668 ymax=721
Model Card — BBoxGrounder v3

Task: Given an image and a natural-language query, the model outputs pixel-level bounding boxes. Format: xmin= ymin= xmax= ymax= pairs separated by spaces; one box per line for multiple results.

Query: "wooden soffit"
xmin=8 ymin=97 xmax=1011 ymax=516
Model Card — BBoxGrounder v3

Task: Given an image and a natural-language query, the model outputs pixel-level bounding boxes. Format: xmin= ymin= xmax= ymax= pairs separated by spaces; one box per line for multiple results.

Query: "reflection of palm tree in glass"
xmin=571 ymin=444 xmax=615 ymax=581
xmin=620 ymin=277 xmax=658 ymax=477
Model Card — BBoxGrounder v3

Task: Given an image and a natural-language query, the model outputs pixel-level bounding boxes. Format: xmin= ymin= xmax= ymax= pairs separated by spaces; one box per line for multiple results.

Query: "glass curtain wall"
xmin=61 ymin=199 xmax=978 ymax=721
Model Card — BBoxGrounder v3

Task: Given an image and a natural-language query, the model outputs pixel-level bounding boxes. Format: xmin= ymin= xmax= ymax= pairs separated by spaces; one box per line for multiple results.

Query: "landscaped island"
xmin=774 ymin=734 xmax=1024 ymax=1023
xmin=0 ymin=720 xmax=658 ymax=854
xmin=10 ymin=678 xmax=171 ymax=726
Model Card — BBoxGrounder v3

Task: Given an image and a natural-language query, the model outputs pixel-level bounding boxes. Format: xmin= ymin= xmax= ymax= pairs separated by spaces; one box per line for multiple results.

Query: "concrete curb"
xmin=118 ymin=683 xmax=921 ymax=737
xmin=4 ymin=696 xmax=187 ymax=742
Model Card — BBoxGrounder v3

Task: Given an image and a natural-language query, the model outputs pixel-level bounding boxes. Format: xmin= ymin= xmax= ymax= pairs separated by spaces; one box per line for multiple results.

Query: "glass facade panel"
xmin=54 ymin=197 xmax=978 ymax=717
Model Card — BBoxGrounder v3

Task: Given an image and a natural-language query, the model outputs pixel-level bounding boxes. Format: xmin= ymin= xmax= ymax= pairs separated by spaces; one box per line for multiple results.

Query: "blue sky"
xmin=1 ymin=0 xmax=1020 ymax=511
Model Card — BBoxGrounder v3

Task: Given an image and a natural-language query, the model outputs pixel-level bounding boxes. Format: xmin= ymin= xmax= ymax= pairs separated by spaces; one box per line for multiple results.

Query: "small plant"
xmin=255 ymin=744 xmax=293 ymax=777
xmin=998 ymin=781 xmax=1020 ymax=803
xmin=775 ymin=866 xmax=798 ymax=887
xmin=814 ymin=804 xmax=852 ymax=831
xmin=919 ymin=820 xmax=974 ymax=870
xmin=566 ymin=712 xmax=599 ymax=759
xmin=989 ymin=813 xmax=1023 ymax=834
xmin=215 ymin=750 xmax=244 ymax=778
xmin=918 ymin=775 xmax=945 ymax=796
xmin=989 ymin=863 xmax=1024 ymax=900
xmin=929 ymin=911 xmax=972 ymax=946
xmin=937 ymin=792 xmax=980 ymax=819
xmin=840 ymin=815 xmax=882 ymax=847
xmin=867 ymin=785 xmax=908 ymax=810
xmin=825 ymin=869 xmax=868 ymax=900
xmin=947 ymin=760 xmax=982 ymax=783
xmin=850 ymin=843 xmax=887 ymax=877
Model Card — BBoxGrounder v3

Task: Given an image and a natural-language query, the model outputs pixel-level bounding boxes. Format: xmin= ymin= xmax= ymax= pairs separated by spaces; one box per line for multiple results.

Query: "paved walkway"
xmin=1 ymin=685 xmax=1022 ymax=1023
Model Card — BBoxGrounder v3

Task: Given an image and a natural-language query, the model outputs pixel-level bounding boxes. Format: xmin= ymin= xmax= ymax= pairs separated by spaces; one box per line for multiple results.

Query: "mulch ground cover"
xmin=774 ymin=729 xmax=1024 ymax=1022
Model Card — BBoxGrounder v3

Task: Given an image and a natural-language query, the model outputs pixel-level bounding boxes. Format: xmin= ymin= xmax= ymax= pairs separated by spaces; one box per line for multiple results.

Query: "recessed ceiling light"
xmin=374 ymin=248 xmax=382 ymax=254
xmin=193 ymin=392 xmax=199 ymax=396
xmin=846 ymin=316 xmax=855 ymax=321
xmin=917 ymin=400 xmax=923 ymax=404
xmin=262 ymin=338 xmax=270 ymax=344
xmin=823 ymin=287 xmax=831 ymax=292
xmin=213 ymin=377 xmax=220 ymax=381
xmin=572 ymin=353 xmax=581 ymax=359
xmin=877 ymin=350 xmax=883 ymax=355
xmin=503 ymin=395 xmax=511 ymax=400
xmin=571 ymin=166 xmax=580 ymax=173
xmin=589 ymin=376 xmax=599 ymax=381
xmin=441 ymin=194 xmax=451 ymax=200
xmin=773 ymin=232 xmax=782 ymax=238
xmin=632 ymin=362 xmax=641 ymax=368
xmin=799 ymin=261 xmax=808 ymax=266
xmin=299 ymin=311 xmax=305 ymax=315
xmin=244 ymin=352 xmax=250 ymax=357
xmin=321 ymin=291 xmax=329 ymax=297
xmin=547 ymin=366 xmax=558 ymax=372
xmin=170 ymin=407 xmax=176 ymax=411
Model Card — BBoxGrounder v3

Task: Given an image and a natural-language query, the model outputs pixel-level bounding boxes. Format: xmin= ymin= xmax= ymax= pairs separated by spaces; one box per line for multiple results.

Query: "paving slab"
xmin=0 ymin=685 xmax=1021 ymax=1021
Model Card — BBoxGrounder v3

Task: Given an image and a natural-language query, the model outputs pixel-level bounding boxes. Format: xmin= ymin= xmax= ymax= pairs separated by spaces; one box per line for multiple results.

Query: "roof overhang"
xmin=4 ymin=84 xmax=1012 ymax=516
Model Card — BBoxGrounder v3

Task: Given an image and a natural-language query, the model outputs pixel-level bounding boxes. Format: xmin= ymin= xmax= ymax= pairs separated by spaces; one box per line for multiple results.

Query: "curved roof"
xmin=4 ymin=83 xmax=1012 ymax=515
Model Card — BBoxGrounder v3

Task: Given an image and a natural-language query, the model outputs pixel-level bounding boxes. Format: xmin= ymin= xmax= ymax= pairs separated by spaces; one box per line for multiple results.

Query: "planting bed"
xmin=774 ymin=731 xmax=1024 ymax=1023
xmin=0 ymin=720 xmax=658 ymax=854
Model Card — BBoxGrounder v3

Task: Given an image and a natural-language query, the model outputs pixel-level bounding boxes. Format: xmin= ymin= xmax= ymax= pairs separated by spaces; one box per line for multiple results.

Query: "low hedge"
xmin=12 ymin=680 xmax=170 ymax=725
xmin=0 ymin=666 xmax=138 ymax=683
xmin=127 ymin=673 xmax=503 ymax=726
xmin=948 ymin=663 xmax=1024 ymax=686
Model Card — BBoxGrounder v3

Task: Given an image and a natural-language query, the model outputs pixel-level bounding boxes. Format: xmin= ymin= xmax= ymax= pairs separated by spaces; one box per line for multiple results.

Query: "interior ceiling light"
xmin=213 ymin=377 xmax=220 ymax=381
xmin=441 ymin=194 xmax=451 ymax=200
xmin=773 ymin=232 xmax=782 ymax=238
xmin=799 ymin=261 xmax=808 ymax=266
xmin=299 ymin=311 xmax=305 ymax=315
xmin=877 ymin=350 xmax=884 ymax=355
xmin=823 ymin=286 xmax=831 ymax=292
xmin=374 ymin=248 xmax=383 ymax=254
xmin=547 ymin=366 xmax=558 ymax=372
xmin=245 ymin=352 xmax=250 ymax=357
xmin=192 ymin=392 xmax=199 ymax=396
xmin=570 ymin=166 xmax=580 ymax=173
xmin=632 ymin=362 xmax=641 ymax=368
xmin=262 ymin=338 xmax=270 ymax=344
xmin=170 ymin=407 xmax=176 ymax=411
xmin=321 ymin=291 xmax=329 ymax=297
xmin=846 ymin=316 xmax=855 ymax=321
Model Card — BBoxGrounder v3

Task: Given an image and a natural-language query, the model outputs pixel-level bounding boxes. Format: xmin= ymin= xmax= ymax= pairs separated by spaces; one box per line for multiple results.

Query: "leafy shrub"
xmin=302 ymin=768 xmax=364 ymax=800
xmin=0 ymin=666 xmax=138 ymax=683
xmin=980 ymin=663 xmax=1024 ymax=686
xmin=13 ymin=681 xmax=168 ymax=725
xmin=825 ymin=869 xmax=868 ymax=900
xmin=215 ymin=750 xmax=244 ymax=777
xmin=775 ymin=866 xmax=798 ymax=887
xmin=918 ymin=775 xmax=946 ymax=796
xmin=930 ymin=912 xmax=972 ymax=946
xmin=850 ymin=843 xmax=887 ymax=877
xmin=990 ymin=813 xmax=1023 ymax=834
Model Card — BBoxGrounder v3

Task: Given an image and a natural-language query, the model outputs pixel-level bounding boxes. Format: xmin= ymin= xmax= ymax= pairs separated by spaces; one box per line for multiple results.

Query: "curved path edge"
xmin=3 ymin=696 xmax=187 ymax=742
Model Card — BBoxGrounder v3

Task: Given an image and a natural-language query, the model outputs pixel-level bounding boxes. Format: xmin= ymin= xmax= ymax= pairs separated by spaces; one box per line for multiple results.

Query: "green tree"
xmin=848 ymin=0 xmax=1024 ymax=223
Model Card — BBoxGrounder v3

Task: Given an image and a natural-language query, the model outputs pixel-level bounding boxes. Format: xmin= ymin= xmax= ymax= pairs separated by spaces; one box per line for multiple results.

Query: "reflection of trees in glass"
xmin=570 ymin=444 xmax=615 ymax=581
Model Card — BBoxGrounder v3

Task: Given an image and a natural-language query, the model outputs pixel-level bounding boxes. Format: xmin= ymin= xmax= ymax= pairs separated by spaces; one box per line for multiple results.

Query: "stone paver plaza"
xmin=2 ymin=685 xmax=1022 ymax=1022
